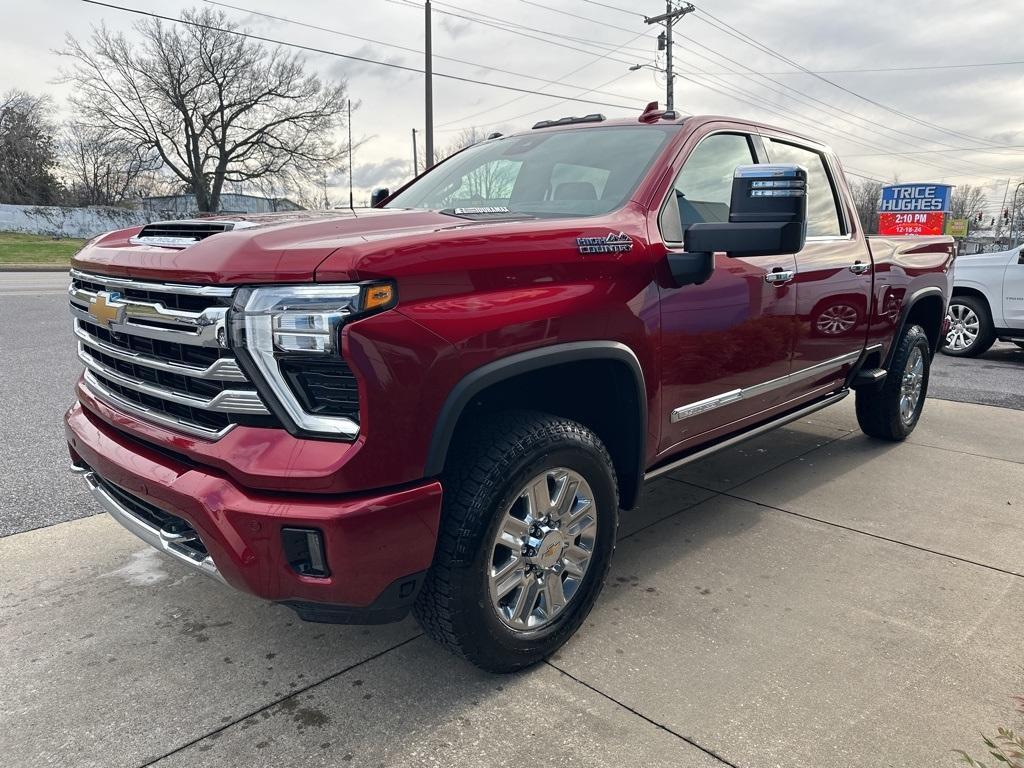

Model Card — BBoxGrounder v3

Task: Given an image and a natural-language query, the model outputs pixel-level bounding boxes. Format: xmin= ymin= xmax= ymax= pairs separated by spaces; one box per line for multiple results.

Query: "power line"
xmin=203 ymin=0 xmax=645 ymax=105
xmin=689 ymin=4 xmax=1019 ymax=150
xmin=435 ymin=69 xmax=639 ymax=134
xmin=846 ymin=144 xmax=1024 ymax=158
xmin=529 ymin=0 xmax=1024 ymax=178
xmin=78 ymin=0 xmax=643 ymax=112
xmin=577 ymin=1 xmax=1024 ymax=75
xmin=428 ymin=0 xmax=986 ymax=178
xmin=386 ymin=0 xmax=652 ymax=66
xmin=704 ymin=60 xmax=1024 ymax=75
xmin=436 ymin=32 xmax=651 ymax=129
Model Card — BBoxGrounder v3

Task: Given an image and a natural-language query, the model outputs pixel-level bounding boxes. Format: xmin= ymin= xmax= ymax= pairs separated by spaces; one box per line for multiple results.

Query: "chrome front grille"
xmin=69 ymin=269 xmax=275 ymax=438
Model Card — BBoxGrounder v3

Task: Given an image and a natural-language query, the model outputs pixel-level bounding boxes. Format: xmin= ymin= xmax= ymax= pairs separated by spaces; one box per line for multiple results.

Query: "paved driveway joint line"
xmin=675 ymin=478 xmax=1024 ymax=581
xmin=546 ymin=661 xmax=742 ymax=768
xmin=140 ymin=634 xmax=424 ymax=768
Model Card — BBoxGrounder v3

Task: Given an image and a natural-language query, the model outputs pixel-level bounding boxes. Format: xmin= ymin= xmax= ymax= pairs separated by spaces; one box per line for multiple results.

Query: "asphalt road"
xmin=0 ymin=270 xmax=1020 ymax=539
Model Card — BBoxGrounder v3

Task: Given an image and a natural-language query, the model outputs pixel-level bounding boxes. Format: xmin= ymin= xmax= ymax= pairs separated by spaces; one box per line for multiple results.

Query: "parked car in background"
xmin=944 ymin=243 xmax=1024 ymax=356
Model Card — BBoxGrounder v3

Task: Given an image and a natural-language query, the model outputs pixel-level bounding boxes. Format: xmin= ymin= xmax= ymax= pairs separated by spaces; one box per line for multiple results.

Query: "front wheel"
xmin=856 ymin=324 xmax=931 ymax=441
xmin=414 ymin=411 xmax=618 ymax=672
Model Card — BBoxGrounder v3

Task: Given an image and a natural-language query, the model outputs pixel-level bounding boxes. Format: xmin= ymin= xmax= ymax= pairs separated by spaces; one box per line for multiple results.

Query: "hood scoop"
xmin=130 ymin=219 xmax=256 ymax=249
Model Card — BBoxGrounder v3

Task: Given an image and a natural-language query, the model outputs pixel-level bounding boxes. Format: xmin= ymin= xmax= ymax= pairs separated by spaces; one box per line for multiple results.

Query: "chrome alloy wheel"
xmin=945 ymin=303 xmax=980 ymax=351
xmin=899 ymin=346 xmax=925 ymax=425
xmin=815 ymin=303 xmax=859 ymax=335
xmin=488 ymin=468 xmax=597 ymax=632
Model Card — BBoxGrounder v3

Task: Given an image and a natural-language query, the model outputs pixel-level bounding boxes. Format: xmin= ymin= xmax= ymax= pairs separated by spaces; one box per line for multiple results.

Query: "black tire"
xmin=413 ymin=410 xmax=618 ymax=673
xmin=856 ymin=324 xmax=930 ymax=441
xmin=942 ymin=295 xmax=995 ymax=357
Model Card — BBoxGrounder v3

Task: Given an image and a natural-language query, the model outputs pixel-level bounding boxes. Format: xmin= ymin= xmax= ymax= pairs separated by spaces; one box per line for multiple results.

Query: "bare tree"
xmin=949 ymin=184 xmax=987 ymax=223
xmin=848 ymin=177 xmax=883 ymax=235
xmin=61 ymin=122 xmax=161 ymax=206
xmin=60 ymin=8 xmax=349 ymax=212
xmin=428 ymin=127 xmax=518 ymax=204
xmin=0 ymin=90 xmax=63 ymax=205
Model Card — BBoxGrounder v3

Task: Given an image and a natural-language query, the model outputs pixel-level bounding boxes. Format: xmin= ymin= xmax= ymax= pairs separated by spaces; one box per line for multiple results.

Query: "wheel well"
xmin=904 ymin=294 xmax=945 ymax=353
xmin=444 ymin=359 xmax=644 ymax=510
xmin=951 ymin=286 xmax=991 ymax=313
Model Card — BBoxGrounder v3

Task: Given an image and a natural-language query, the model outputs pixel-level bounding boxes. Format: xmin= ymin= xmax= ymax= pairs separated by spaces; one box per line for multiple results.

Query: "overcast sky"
xmin=5 ymin=0 xmax=1024 ymax=212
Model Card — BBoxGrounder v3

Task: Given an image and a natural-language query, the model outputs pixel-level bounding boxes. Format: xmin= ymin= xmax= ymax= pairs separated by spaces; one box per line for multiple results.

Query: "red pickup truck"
xmin=65 ymin=108 xmax=953 ymax=671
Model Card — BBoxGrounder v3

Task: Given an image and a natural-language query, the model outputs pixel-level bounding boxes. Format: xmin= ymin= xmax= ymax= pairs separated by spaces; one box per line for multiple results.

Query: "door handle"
xmin=849 ymin=261 xmax=871 ymax=275
xmin=764 ymin=268 xmax=795 ymax=285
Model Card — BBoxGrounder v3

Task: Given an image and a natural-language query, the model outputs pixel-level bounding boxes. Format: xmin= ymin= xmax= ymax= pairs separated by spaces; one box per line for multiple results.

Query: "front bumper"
xmin=65 ymin=401 xmax=443 ymax=621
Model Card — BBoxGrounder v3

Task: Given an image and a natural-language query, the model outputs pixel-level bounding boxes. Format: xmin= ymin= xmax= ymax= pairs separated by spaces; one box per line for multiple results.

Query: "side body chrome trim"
xmin=650 ymin=391 xmax=848 ymax=481
xmin=671 ymin=350 xmax=860 ymax=423
xmin=77 ymin=468 xmax=224 ymax=583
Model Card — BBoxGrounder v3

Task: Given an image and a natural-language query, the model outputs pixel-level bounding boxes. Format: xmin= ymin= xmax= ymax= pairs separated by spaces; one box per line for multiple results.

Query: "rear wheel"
xmin=942 ymin=296 xmax=995 ymax=357
xmin=856 ymin=324 xmax=930 ymax=441
xmin=414 ymin=411 xmax=618 ymax=672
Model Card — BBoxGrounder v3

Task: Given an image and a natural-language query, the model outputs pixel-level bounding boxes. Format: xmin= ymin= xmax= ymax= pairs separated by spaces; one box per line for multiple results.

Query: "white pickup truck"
xmin=943 ymin=243 xmax=1024 ymax=356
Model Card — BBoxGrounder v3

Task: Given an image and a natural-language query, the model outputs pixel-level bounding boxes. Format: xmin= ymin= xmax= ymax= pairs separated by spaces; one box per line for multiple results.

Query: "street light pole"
xmin=643 ymin=2 xmax=695 ymax=112
xmin=424 ymin=0 xmax=434 ymax=169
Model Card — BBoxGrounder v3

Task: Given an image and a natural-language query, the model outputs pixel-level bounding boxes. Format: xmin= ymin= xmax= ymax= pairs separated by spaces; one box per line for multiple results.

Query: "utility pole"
xmin=644 ymin=2 xmax=695 ymax=112
xmin=347 ymin=99 xmax=354 ymax=209
xmin=412 ymin=128 xmax=419 ymax=176
xmin=424 ymin=0 xmax=434 ymax=169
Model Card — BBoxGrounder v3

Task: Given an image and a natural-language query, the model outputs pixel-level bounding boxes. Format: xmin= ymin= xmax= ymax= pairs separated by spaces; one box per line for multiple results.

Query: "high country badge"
xmin=576 ymin=232 xmax=633 ymax=254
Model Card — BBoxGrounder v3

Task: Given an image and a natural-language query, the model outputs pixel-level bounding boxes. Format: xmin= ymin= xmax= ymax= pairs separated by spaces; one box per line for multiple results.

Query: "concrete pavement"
xmin=2 ymin=397 xmax=1022 ymax=768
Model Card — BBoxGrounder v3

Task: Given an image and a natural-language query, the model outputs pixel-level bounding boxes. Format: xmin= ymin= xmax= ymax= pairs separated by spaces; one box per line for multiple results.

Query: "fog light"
xmin=281 ymin=528 xmax=329 ymax=577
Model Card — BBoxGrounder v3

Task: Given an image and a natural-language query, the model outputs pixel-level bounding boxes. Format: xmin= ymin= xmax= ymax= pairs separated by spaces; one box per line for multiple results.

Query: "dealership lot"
xmin=2 ymin=272 xmax=1022 ymax=767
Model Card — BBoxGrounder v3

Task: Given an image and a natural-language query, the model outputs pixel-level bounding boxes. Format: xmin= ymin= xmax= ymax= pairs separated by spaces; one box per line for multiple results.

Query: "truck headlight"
xmin=230 ymin=283 xmax=396 ymax=438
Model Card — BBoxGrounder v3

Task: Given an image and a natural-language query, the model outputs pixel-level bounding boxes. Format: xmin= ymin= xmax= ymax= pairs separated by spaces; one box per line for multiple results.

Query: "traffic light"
xmin=977 ymin=212 xmax=983 ymax=223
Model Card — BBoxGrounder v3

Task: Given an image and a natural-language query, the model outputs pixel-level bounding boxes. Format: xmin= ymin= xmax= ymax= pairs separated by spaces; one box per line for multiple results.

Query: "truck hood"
xmin=72 ymin=209 xmax=486 ymax=284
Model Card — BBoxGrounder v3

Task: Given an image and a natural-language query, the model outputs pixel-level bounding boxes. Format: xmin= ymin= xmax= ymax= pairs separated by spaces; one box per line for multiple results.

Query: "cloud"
xmin=439 ymin=15 xmax=472 ymax=41
xmin=324 ymin=44 xmax=414 ymax=84
xmin=352 ymin=156 xmax=411 ymax=190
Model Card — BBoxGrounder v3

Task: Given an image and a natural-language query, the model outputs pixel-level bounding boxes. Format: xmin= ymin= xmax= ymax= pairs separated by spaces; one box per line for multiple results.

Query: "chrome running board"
xmin=645 ymin=390 xmax=849 ymax=481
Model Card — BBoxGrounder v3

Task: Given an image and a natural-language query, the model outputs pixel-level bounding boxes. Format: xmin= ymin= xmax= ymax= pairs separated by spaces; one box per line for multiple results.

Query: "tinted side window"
xmin=661 ymin=134 xmax=755 ymax=243
xmin=765 ymin=139 xmax=843 ymax=237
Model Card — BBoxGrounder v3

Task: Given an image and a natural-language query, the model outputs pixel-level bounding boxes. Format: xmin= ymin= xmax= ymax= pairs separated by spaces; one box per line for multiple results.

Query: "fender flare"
xmin=423 ymin=341 xmax=647 ymax=506
xmin=886 ymin=286 xmax=947 ymax=368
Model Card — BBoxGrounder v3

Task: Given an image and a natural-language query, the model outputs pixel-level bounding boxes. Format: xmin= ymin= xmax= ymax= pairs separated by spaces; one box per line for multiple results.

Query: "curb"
xmin=0 ymin=264 xmax=70 ymax=272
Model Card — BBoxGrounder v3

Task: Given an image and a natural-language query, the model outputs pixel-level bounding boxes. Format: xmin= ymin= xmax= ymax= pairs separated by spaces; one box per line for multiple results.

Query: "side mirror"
xmin=370 ymin=187 xmax=390 ymax=208
xmin=684 ymin=164 xmax=808 ymax=259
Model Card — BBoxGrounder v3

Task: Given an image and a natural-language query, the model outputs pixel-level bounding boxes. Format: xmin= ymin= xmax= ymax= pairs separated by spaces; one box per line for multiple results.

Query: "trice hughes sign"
xmin=878 ymin=184 xmax=952 ymax=236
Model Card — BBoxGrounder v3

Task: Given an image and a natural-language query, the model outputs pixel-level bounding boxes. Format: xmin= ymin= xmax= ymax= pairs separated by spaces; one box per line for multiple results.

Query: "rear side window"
xmin=660 ymin=133 xmax=755 ymax=243
xmin=765 ymin=139 xmax=844 ymax=237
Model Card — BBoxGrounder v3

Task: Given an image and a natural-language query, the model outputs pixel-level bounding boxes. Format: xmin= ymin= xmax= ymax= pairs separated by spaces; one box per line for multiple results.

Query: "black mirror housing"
xmin=685 ymin=164 xmax=808 ymax=258
xmin=370 ymin=188 xmax=390 ymax=208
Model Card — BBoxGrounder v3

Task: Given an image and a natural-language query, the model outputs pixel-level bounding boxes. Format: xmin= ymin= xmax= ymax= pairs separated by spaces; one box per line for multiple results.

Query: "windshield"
xmin=385 ymin=126 xmax=678 ymax=218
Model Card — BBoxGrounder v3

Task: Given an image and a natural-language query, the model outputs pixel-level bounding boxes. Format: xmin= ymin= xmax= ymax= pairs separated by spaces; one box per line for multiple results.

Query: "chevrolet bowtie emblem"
xmin=88 ymin=291 xmax=126 ymax=327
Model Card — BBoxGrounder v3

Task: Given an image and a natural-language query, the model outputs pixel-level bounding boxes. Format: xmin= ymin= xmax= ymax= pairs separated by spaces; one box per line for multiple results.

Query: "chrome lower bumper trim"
xmin=77 ymin=468 xmax=224 ymax=583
